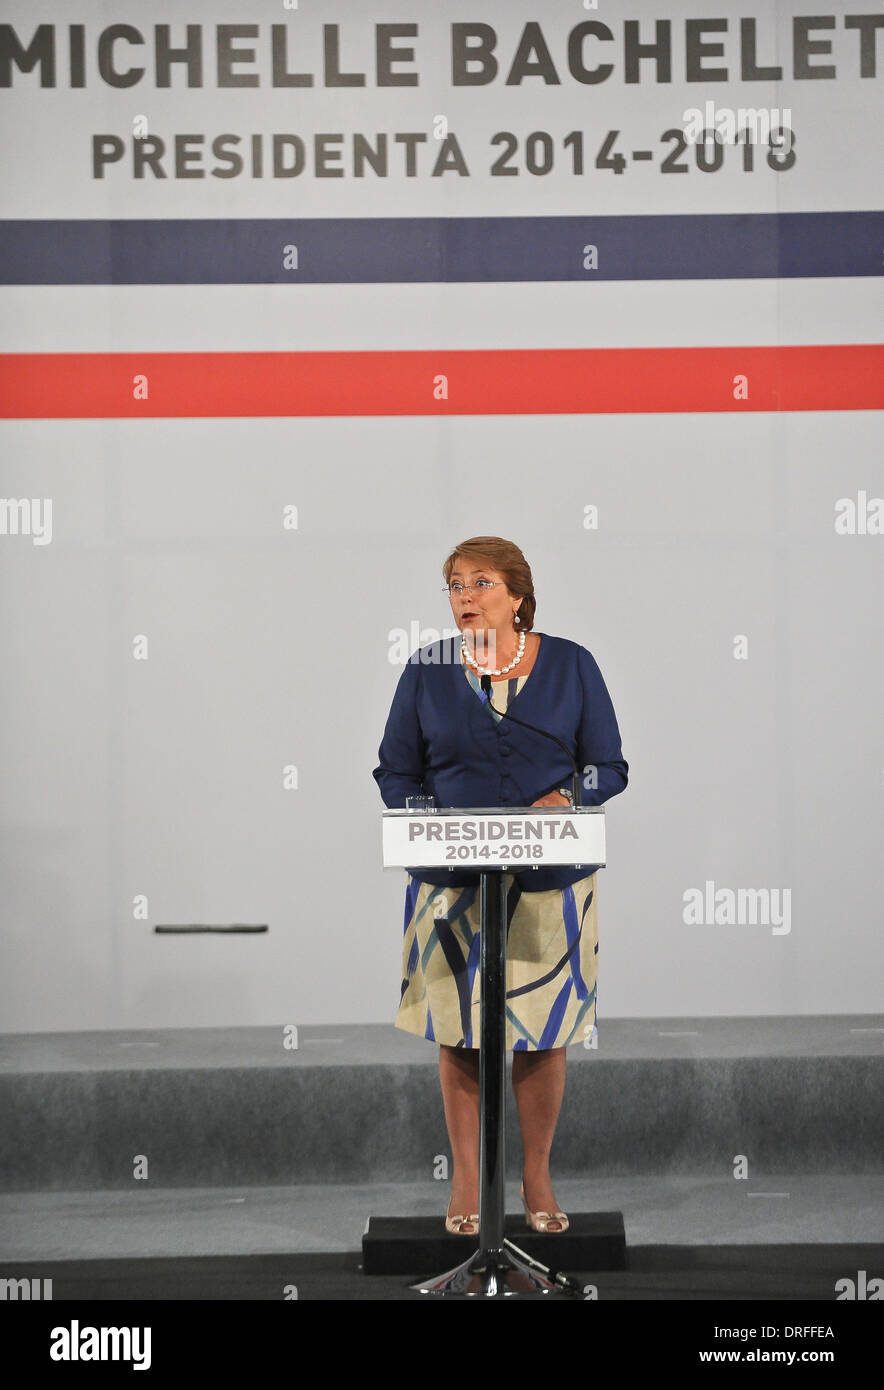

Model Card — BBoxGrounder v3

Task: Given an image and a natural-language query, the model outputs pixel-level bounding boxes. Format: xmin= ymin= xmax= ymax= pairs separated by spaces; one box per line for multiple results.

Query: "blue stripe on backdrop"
xmin=0 ymin=212 xmax=880 ymax=284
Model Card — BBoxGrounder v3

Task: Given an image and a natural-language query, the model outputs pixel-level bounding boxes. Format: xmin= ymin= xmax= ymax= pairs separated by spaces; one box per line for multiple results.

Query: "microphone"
xmin=480 ymin=673 xmax=582 ymax=808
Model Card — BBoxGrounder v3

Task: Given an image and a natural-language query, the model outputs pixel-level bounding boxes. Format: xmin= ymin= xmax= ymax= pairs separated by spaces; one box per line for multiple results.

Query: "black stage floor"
xmin=4 ymin=1242 xmax=882 ymax=1300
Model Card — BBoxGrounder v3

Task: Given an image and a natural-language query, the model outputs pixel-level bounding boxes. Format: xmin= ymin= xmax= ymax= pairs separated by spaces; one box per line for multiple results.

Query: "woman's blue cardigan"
xmin=372 ymin=632 xmax=628 ymax=891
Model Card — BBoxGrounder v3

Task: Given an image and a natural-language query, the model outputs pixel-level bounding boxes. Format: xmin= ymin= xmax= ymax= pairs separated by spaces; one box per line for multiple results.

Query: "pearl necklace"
xmin=461 ymin=628 xmax=526 ymax=676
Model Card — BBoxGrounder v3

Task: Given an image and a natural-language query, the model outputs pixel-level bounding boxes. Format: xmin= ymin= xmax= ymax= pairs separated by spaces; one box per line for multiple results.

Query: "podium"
xmin=380 ymin=804 xmax=611 ymax=1298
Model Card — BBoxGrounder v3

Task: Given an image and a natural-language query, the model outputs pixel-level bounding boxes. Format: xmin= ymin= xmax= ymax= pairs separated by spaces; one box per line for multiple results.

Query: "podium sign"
xmin=382 ymin=806 xmax=605 ymax=871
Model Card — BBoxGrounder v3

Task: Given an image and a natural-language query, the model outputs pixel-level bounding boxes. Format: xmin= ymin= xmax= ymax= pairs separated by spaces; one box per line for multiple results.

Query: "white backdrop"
xmin=0 ymin=0 xmax=881 ymax=1030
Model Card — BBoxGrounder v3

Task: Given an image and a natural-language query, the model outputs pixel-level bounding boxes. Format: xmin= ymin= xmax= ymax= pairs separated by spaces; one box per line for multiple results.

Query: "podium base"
xmin=362 ymin=1211 xmax=626 ymax=1281
xmin=411 ymin=1243 xmax=562 ymax=1297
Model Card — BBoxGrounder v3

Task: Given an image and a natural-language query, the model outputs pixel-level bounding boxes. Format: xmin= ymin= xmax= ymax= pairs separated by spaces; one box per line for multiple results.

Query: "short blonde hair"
xmin=442 ymin=536 xmax=536 ymax=632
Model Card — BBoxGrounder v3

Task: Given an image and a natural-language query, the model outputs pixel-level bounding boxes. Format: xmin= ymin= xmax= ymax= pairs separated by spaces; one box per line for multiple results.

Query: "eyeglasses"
xmin=444 ymin=581 xmax=502 ymax=596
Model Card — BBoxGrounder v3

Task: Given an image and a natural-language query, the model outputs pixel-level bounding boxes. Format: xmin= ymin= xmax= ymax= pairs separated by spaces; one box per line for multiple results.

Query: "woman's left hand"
xmin=531 ymin=791 xmax=571 ymax=807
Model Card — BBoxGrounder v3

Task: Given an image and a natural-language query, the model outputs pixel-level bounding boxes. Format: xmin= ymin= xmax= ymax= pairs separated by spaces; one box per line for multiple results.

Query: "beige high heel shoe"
xmin=445 ymin=1201 xmax=479 ymax=1236
xmin=520 ymin=1180 xmax=569 ymax=1234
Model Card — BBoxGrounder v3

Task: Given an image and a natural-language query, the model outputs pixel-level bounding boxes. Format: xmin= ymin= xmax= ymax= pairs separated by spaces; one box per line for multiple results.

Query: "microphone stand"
xmin=480 ymin=673 xmax=582 ymax=809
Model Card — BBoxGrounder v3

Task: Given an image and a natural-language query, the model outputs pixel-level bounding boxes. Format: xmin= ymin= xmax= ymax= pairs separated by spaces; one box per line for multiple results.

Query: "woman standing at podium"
xmin=373 ymin=536 xmax=628 ymax=1237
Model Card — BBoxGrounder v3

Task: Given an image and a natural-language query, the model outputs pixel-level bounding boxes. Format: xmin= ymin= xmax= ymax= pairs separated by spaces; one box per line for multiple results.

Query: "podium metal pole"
xmin=412 ymin=867 xmax=556 ymax=1296
xmin=478 ymin=868 xmax=506 ymax=1253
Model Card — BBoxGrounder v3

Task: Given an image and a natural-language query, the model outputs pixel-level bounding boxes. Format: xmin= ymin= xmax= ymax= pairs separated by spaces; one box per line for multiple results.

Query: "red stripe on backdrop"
xmin=1 ymin=346 xmax=881 ymax=418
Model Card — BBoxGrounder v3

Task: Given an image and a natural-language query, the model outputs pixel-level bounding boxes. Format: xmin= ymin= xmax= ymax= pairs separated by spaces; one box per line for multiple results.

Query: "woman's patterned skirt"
xmin=395 ymin=871 xmax=599 ymax=1051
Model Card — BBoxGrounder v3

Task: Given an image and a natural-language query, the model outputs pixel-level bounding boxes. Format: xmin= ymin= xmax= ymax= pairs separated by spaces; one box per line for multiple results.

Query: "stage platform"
xmin=1 ymin=1017 xmax=882 ymax=1299
xmin=2 ymin=1016 xmax=882 ymax=1189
